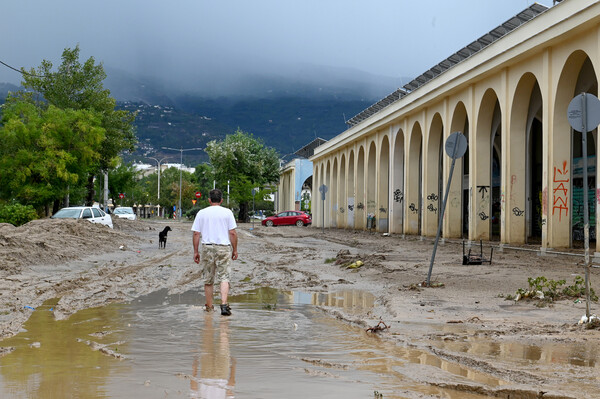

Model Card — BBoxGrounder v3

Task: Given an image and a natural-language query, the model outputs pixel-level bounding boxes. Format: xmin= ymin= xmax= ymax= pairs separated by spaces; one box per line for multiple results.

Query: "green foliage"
xmin=563 ymin=276 xmax=598 ymax=302
xmin=510 ymin=275 xmax=598 ymax=304
xmin=205 ymin=129 xmax=279 ymax=220
xmin=0 ymin=203 xmax=38 ymax=226
xmin=2 ymin=45 xmax=137 ymax=208
xmin=0 ymin=101 xmax=104 ymax=208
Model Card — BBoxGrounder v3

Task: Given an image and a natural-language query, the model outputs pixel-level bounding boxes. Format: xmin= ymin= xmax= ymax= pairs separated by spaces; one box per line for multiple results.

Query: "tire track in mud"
xmin=53 ymin=249 xmax=188 ymax=319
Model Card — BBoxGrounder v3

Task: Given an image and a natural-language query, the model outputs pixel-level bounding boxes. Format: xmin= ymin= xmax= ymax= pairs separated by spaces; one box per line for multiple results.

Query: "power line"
xmin=0 ymin=59 xmax=45 ymax=78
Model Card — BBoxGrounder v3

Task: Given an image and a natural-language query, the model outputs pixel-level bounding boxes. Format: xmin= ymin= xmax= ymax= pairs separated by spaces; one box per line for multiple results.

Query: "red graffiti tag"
xmin=552 ymin=161 xmax=569 ymax=222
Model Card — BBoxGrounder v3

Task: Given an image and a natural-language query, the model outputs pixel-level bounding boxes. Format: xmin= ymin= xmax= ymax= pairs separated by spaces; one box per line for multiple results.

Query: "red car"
xmin=262 ymin=211 xmax=312 ymax=227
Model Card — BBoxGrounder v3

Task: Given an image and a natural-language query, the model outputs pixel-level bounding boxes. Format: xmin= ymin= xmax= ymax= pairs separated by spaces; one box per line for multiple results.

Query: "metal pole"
xmin=426 ymin=137 xmax=460 ymax=286
xmin=103 ymin=172 xmax=108 ymax=213
xmin=162 ymin=146 xmax=202 ymax=219
xmin=581 ymin=93 xmax=591 ymax=319
xmin=322 ymin=196 xmax=325 ymax=234
xmin=157 ymin=161 xmax=161 ymax=200
xmin=179 ymin=148 xmax=183 ymax=219
xmin=227 ymin=180 xmax=230 ymax=206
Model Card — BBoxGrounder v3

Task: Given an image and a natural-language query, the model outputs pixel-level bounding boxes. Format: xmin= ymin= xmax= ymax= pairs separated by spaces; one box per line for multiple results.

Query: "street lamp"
xmin=147 ymin=156 xmax=172 ymax=217
xmin=162 ymin=146 xmax=203 ymax=219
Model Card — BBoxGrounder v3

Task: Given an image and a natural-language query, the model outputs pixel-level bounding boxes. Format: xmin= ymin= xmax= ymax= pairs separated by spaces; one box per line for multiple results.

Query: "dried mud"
xmin=0 ymin=218 xmax=599 ymax=398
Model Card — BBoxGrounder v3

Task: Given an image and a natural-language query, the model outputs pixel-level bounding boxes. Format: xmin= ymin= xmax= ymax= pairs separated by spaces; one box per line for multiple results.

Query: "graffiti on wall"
xmin=409 ymin=203 xmax=418 ymax=214
xmin=510 ymin=175 xmax=517 ymax=200
xmin=477 ymin=185 xmax=489 ymax=199
xmin=393 ymin=189 xmax=404 ymax=203
xmin=427 ymin=193 xmax=438 ymax=214
xmin=357 ymin=202 xmax=365 ymax=210
xmin=476 ymin=185 xmax=490 ymax=223
xmin=552 ymin=161 xmax=569 ymax=222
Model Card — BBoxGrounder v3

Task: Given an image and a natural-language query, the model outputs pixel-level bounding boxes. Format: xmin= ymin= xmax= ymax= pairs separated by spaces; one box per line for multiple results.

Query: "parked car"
xmin=261 ymin=211 xmax=311 ymax=227
xmin=113 ymin=207 xmax=137 ymax=220
xmin=51 ymin=206 xmax=114 ymax=229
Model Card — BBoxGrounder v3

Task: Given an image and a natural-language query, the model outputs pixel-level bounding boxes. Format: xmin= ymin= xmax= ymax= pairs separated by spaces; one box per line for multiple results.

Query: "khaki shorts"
xmin=201 ymin=244 xmax=232 ymax=284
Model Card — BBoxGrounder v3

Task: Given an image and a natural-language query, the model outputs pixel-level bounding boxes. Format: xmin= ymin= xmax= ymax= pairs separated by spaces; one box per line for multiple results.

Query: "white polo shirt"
xmin=191 ymin=205 xmax=237 ymax=245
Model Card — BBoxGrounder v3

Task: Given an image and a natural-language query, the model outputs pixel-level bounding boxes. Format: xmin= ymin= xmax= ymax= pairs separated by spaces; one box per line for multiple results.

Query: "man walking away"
xmin=192 ymin=189 xmax=238 ymax=316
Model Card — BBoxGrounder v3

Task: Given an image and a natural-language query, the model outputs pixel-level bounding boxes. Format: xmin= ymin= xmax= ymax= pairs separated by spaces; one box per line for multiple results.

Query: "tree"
xmin=205 ymin=129 xmax=279 ymax=221
xmin=103 ymin=162 xmax=138 ymax=206
xmin=193 ymin=163 xmax=215 ymax=200
xmin=19 ymin=45 xmax=136 ymax=205
xmin=0 ymin=99 xmax=104 ymax=212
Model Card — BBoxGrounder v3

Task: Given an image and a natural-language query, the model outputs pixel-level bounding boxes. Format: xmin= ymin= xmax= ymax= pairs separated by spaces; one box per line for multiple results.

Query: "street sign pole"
xmin=251 ymin=188 xmax=256 ymax=230
xmin=319 ymin=184 xmax=328 ymax=234
xmin=581 ymin=93 xmax=591 ymax=319
xmin=568 ymin=92 xmax=600 ymax=319
xmin=426 ymin=132 xmax=468 ymax=286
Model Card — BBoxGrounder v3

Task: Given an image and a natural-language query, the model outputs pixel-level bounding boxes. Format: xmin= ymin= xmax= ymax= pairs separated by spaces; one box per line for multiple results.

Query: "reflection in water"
xmin=432 ymin=335 xmax=599 ymax=368
xmin=310 ymin=290 xmax=375 ymax=310
xmin=235 ymin=287 xmax=375 ymax=312
xmin=0 ymin=287 xmax=563 ymax=399
xmin=0 ymin=299 xmax=130 ymax=398
xmin=191 ymin=315 xmax=236 ymax=398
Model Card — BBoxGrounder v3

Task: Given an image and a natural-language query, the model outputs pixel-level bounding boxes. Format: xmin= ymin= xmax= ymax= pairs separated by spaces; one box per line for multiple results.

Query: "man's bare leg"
xmin=220 ymin=281 xmax=229 ymax=305
xmin=204 ymin=284 xmax=214 ymax=308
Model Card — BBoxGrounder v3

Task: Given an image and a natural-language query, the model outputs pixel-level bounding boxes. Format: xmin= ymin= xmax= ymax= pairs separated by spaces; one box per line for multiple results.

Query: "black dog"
xmin=159 ymin=226 xmax=172 ymax=249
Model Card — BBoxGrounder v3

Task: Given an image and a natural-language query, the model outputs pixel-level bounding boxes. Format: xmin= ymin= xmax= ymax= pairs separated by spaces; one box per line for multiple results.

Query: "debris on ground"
xmin=333 ymin=249 xmax=385 ymax=270
xmin=578 ymin=314 xmax=600 ymax=328
xmin=366 ymin=320 xmax=389 ymax=333
xmin=419 ymin=281 xmax=445 ymax=288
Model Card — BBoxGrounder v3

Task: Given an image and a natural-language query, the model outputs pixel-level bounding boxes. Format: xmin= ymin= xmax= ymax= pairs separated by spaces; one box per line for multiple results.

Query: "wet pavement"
xmin=0 ymin=287 xmax=596 ymax=398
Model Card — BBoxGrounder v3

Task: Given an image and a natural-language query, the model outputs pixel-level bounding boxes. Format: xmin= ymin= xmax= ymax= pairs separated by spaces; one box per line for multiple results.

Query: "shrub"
xmin=0 ymin=203 xmax=38 ymax=226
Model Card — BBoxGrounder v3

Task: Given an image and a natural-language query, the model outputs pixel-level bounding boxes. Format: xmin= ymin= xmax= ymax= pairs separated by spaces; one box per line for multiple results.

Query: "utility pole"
xmin=162 ymin=147 xmax=203 ymax=219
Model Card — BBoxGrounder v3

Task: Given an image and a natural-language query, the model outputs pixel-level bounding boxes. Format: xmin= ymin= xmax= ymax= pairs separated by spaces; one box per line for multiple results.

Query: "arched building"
xmin=308 ymin=0 xmax=600 ymax=250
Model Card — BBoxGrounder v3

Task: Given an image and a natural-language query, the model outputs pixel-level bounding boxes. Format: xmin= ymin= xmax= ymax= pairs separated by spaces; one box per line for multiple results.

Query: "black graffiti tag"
xmin=348 ymin=204 xmax=354 ymax=211
xmin=512 ymin=207 xmax=524 ymax=216
xmin=393 ymin=189 xmax=404 ymax=203
xmin=427 ymin=204 xmax=437 ymax=214
xmin=479 ymin=212 xmax=489 ymax=220
xmin=477 ymin=186 xmax=489 ymax=199
xmin=357 ymin=203 xmax=365 ymax=210
xmin=339 ymin=207 xmax=345 ymax=213
xmin=409 ymin=203 xmax=418 ymax=214
xmin=379 ymin=207 xmax=387 ymax=213
xmin=427 ymin=193 xmax=439 ymax=201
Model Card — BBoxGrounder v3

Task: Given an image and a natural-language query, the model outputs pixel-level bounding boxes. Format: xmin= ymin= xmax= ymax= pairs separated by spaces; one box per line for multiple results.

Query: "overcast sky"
xmin=1 ymin=0 xmax=553 ymax=94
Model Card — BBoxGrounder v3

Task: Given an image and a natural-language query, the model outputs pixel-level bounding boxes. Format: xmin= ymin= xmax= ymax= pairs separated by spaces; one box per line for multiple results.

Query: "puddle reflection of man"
xmin=190 ymin=314 xmax=236 ymax=398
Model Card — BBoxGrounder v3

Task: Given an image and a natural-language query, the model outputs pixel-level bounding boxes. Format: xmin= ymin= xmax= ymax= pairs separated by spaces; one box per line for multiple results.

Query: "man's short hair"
xmin=209 ymin=189 xmax=223 ymax=203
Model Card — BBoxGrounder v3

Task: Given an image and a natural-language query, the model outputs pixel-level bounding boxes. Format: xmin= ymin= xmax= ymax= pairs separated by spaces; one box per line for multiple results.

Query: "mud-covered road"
xmin=1 ymin=218 xmax=599 ymax=398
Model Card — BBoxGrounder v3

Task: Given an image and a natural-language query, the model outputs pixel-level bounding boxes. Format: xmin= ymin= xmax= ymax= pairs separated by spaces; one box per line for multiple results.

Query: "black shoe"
xmin=220 ymin=304 xmax=232 ymax=316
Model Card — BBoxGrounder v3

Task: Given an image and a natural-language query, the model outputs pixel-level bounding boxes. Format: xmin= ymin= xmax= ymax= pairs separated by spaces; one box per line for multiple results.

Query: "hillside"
xmin=2 ymin=67 xmax=401 ymax=166
xmin=122 ymin=95 xmax=372 ymax=165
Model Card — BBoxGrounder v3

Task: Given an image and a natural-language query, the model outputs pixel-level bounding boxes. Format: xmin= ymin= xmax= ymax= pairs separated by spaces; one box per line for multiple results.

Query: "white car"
xmin=51 ymin=206 xmax=114 ymax=229
xmin=113 ymin=207 xmax=137 ymax=220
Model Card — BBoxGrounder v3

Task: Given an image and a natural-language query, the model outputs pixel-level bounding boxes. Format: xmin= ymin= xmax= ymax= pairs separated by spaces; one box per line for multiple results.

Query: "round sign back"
xmin=445 ymin=132 xmax=468 ymax=160
xmin=567 ymin=93 xmax=600 ymax=133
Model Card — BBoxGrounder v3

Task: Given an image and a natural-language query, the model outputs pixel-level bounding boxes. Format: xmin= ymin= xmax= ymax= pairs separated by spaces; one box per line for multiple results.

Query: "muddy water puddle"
xmin=1 ymin=288 xmax=499 ymax=398
xmin=424 ymin=322 xmax=600 ymax=368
